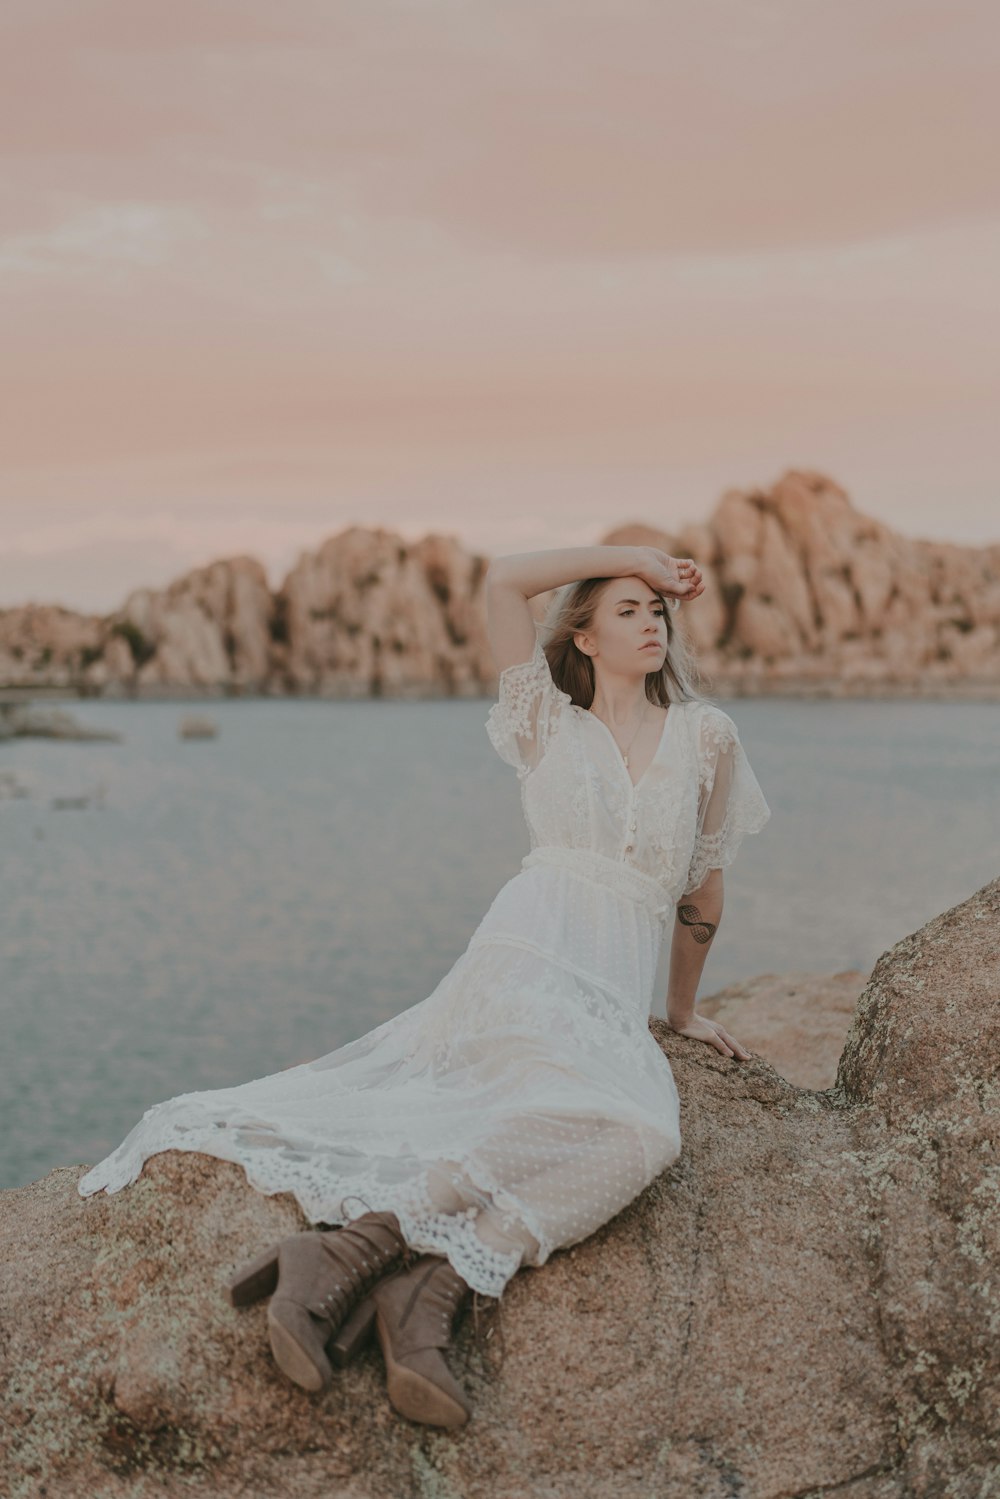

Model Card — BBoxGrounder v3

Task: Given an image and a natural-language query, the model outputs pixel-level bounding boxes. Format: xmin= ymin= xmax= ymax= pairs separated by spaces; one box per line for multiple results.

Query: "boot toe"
xmin=387 ymin=1350 xmax=471 ymax=1428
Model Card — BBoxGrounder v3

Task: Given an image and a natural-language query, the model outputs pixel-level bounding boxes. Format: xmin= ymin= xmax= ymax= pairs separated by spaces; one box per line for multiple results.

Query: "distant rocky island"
xmin=2 ymin=469 xmax=998 ymax=699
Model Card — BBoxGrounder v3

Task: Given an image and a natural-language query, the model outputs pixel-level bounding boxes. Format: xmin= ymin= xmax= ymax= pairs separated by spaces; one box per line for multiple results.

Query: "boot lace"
xmin=337 ymin=1193 xmax=421 ymax=1275
xmin=337 ymin=1192 xmax=511 ymax=1369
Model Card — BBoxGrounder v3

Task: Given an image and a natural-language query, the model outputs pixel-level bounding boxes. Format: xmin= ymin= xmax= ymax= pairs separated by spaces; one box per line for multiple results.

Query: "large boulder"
xmin=276 ymin=526 xmax=490 ymax=697
xmin=2 ymin=877 xmax=997 ymax=1497
xmin=117 ymin=556 xmax=274 ymax=691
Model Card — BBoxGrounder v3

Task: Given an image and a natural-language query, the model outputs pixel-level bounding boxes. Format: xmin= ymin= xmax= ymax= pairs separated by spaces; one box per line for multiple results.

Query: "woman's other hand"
xmin=667 ymin=1012 xmax=752 ymax=1061
xmin=632 ymin=547 xmax=705 ymax=603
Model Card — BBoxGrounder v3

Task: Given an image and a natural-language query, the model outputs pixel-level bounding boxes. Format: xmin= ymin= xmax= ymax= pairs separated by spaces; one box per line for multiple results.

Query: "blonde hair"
xmin=537 ymin=577 xmax=712 ymax=709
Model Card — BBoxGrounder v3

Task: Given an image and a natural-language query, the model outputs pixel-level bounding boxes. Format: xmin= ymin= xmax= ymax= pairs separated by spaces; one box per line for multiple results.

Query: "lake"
xmin=2 ymin=693 xmax=998 ymax=1191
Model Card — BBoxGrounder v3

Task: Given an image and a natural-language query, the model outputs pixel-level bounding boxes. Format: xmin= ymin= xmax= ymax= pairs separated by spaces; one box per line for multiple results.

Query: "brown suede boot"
xmin=228 ymin=1210 xmax=413 ymax=1393
xmin=371 ymin=1253 xmax=474 ymax=1428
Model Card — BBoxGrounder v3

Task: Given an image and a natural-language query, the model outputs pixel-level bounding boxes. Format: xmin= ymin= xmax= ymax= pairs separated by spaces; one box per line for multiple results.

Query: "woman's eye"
xmin=621 ymin=608 xmax=665 ymax=617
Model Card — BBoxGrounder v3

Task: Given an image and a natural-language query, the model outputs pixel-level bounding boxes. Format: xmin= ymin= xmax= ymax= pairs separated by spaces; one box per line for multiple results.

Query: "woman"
xmin=77 ymin=543 xmax=771 ymax=1430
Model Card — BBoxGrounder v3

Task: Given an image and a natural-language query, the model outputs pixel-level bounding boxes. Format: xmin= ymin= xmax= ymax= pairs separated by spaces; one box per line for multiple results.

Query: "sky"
xmin=1 ymin=0 xmax=998 ymax=614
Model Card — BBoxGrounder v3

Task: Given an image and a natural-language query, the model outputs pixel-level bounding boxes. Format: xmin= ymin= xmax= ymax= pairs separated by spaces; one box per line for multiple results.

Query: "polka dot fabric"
xmin=78 ymin=624 xmax=769 ymax=1299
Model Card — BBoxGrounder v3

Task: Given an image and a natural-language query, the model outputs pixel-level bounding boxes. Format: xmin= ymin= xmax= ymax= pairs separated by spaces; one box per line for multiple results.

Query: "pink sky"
xmin=1 ymin=0 xmax=998 ymax=613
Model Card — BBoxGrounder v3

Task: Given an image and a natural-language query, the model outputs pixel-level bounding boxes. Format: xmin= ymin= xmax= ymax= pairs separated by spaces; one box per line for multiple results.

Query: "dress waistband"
xmin=520 ymin=845 xmax=674 ymax=925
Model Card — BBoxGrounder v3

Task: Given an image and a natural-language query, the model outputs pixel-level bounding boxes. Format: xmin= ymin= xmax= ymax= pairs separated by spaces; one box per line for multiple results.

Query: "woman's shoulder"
xmin=679 ymin=697 xmax=740 ymax=743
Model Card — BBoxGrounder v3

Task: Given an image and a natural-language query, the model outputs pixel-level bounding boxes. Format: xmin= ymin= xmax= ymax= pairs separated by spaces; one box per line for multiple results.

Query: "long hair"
xmin=536 ymin=577 xmax=711 ymax=709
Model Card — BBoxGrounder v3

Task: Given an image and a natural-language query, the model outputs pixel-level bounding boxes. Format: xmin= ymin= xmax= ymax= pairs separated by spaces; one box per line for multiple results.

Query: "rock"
xmin=117 ymin=556 xmax=274 ymax=692
xmin=0 ymin=702 xmax=121 ymax=741
xmin=2 ymin=470 xmax=999 ymax=697
xmin=733 ymin=592 xmax=794 ymax=660
xmin=276 ymin=526 xmax=489 ymax=697
xmin=51 ymin=787 xmax=107 ymax=810
xmin=178 ymin=715 xmax=219 ymax=740
xmin=2 ymin=877 xmax=997 ymax=1496
xmin=697 ymin=968 xmax=869 ymax=1089
xmin=712 ymin=487 xmax=766 ymax=587
xmin=698 ymin=471 xmax=1000 ymax=688
xmin=0 ymin=603 xmax=104 ymax=689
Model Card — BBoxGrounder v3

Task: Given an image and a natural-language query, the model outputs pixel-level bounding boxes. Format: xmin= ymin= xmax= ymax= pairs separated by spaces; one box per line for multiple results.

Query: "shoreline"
xmin=4 ymin=676 xmax=1000 ymax=705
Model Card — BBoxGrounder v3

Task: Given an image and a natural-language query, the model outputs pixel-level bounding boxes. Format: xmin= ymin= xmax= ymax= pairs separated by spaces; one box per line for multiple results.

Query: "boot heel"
xmin=225 ymin=1243 xmax=281 ymax=1307
xmin=329 ymin=1294 xmax=376 ymax=1367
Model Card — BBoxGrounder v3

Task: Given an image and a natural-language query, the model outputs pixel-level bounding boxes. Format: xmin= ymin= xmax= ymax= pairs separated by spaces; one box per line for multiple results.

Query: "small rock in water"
xmin=178 ymin=715 xmax=219 ymax=739
xmin=50 ymin=781 xmax=107 ymax=811
xmin=0 ymin=702 xmax=120 ymax=741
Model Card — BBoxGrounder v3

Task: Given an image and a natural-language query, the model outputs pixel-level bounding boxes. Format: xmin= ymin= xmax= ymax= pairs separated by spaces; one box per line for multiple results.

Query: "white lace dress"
xmin=77 ymin=626 xmax=771 ymax=1298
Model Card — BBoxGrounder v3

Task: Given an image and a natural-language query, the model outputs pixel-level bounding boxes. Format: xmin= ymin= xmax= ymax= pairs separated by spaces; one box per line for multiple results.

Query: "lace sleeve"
xmin=682 ymin=706 xmax=770 ymax=895
xmin=485 ymin=627 xmax=572 ymax=779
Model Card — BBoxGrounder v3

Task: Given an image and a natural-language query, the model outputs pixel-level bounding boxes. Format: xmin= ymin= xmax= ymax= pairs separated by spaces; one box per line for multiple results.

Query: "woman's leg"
xmin=425 ymin=1160 xmax=541 ymax=1262
xmin=428 ymin=1113 xmax=653 ymax=1266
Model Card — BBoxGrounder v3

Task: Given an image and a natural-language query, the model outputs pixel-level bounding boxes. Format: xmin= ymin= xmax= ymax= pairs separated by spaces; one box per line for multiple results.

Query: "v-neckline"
xmin=582 ymin=705 xmax=671 ymax=792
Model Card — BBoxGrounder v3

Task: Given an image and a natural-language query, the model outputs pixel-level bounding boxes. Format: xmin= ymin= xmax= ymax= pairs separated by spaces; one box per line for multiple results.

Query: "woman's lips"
xmin=640 ymin=641 xmax=661 ymax=651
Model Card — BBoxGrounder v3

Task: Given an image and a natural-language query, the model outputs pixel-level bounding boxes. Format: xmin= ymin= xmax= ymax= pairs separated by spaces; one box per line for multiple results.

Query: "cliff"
xmin=2 ymin=875 xmax=997 ymax=1497
xmin=1 ymin=470 xmax=998 ymax=698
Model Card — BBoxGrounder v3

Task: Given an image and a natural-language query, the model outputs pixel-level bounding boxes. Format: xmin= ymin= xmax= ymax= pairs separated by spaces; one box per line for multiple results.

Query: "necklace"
xmin=588 ymin=700 xmax=649 ymax=768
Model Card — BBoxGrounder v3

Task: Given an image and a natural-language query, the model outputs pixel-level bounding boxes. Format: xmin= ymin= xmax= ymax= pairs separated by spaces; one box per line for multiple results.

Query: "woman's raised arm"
xmin=485 ymin=545 xmax=701 ymax=676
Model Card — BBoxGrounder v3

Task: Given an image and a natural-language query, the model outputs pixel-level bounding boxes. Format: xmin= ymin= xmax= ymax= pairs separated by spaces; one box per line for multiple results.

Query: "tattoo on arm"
xmin=676 ymin=902 xmax=717 ymax=944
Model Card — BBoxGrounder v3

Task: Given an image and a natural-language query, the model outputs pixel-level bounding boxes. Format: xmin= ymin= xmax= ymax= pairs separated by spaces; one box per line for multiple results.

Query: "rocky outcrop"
xmin=2 ymin=878 xmax=997 ymax=1497
xmin=609 ymin=470 xmax=1000 ymax=695
xmin=271 ymin=527 xmax=490 ymax=697
xmin=0 ymin=530 xmax=492 ymax=699
xmin=1 ymin=471 xmax=997 ymax=696
xmin=0 ymin=702 xmax=121 ymax=741
xmin=0 ymin=563 xmax=275 ymax=697
xmin=111 ymin=556 xmax=275 ymax=693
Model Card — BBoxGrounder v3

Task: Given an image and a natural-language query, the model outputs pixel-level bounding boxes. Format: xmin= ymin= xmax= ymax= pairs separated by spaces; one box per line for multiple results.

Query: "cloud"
xmin=0 ymin=202 xmax=208 ymax=275
xmin=0 ymin=0 xmax=997 ymax=611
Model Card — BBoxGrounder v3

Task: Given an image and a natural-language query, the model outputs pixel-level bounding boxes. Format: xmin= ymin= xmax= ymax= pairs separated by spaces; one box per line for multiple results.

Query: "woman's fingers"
xmin=665 ymin=563 xmax=701 ymax=597
xmin=700 ymin=1018 xmax=749 ymax=1060
xmin=715 ymin=1025 xmax=752 ymax=1060
xmin=672 ymin=557 xmax=704 ymax=597
xmin=636 ymin=548 xmax=705 ymax=600
xmin=673 ymin=1013 xmax=753 ymax=1061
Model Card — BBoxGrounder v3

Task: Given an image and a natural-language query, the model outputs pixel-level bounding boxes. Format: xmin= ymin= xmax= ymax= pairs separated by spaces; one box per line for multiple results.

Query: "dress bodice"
xmin=485 ymin=626 xmax=770 ymax=908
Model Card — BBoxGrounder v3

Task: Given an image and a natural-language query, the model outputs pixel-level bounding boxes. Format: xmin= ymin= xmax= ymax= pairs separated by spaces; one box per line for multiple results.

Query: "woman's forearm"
xmin=665 ymin=875 xmax=724 ymax=1027
xmin=487 ymin=546 xmax=646 ymax=601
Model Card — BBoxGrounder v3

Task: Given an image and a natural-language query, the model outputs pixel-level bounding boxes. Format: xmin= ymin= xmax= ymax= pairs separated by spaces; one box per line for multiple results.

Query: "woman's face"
xmin=577 ymin=577 xmax=668 ymax=675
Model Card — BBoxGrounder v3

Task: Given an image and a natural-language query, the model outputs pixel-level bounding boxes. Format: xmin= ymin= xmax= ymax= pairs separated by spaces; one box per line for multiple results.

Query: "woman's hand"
xmin=667 ymin=1012 xmax=752 ymax=1060
xmin=632 ymin=546 xmax=706 ymax=604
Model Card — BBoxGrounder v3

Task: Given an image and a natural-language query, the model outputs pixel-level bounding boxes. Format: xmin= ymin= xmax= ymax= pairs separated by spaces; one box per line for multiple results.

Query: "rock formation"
xmin=606 ymin=470 xmax=1000 ymax=695
xmin=696 ymin=968 xmax=868 ymax=1090
xmin=271 ymin=527 xmax=489 ymax=698
xmin=2 ymin=876 xmax=997 ymax=1497
xmin=1 ymin=470 xmax=997 ymax=697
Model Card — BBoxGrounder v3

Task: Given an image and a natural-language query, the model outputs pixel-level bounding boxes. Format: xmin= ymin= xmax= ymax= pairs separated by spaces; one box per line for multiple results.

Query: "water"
xmin=2 ymin=695 xmax=998 ymax=1191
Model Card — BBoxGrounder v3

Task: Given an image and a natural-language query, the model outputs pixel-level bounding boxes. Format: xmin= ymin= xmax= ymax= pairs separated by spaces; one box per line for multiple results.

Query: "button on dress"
xmin=77 ymin=623 xmax=771 ymax=1298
